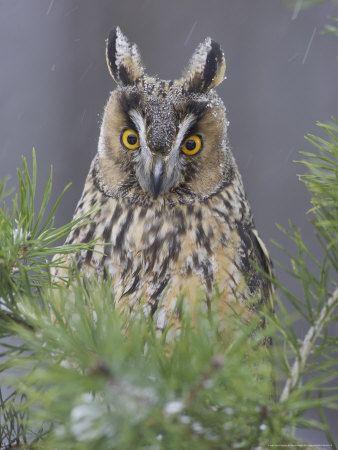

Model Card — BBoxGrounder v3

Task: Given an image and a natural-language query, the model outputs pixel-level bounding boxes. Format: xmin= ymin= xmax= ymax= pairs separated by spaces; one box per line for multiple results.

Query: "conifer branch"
xmin=280 ymin=286 xmax=338 ymax=402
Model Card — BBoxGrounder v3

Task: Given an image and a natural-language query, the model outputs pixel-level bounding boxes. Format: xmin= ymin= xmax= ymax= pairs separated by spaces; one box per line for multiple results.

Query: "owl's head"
xmin=97 ymin=27 xmax=234 ymax=205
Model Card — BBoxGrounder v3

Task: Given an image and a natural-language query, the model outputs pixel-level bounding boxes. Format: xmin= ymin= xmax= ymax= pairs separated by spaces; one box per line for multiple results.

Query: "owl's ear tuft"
xmin=106 ymin=27 xmax=144 ymax=86
xmin=183 ymin=38 xmax=226 ymax=93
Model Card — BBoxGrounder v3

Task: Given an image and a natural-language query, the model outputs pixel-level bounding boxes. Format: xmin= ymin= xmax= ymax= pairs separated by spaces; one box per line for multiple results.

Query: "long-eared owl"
xmin=54 ymin=27 xmax=273 ymax=333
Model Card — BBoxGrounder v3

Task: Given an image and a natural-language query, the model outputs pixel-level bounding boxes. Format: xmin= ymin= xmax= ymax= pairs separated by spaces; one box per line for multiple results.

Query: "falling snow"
xmin=291 ymin=0 xmax=304 ymax=20
xmin=46 ymin=0 xmax=54 ymax=15
xmin=302 ymin=27 xmax=317 ymax=64
xmin=184 ymin=21 xmax=198 ymax=46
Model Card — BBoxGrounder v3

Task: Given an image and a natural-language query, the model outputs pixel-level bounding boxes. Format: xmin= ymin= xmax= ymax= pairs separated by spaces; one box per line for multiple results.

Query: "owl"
xmin=53 ymin=27 xmax=273 ymax=333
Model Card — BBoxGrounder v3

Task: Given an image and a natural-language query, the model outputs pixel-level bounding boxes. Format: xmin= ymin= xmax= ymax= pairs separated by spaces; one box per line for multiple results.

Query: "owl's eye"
xmin=121 ymin=128 xmax=140 ymax=150
xmin=181 ymin=135 xmax=202 ymax=156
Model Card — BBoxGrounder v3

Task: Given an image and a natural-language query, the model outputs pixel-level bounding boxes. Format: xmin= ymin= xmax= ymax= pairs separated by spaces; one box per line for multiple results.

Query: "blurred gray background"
xmin=0 ymin=0 xmax=337 ymax=445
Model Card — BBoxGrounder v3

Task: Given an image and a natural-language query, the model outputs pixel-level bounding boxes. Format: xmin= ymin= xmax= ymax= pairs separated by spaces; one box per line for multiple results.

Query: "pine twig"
xmin=280 ymin=286 xmax=338 ymax=402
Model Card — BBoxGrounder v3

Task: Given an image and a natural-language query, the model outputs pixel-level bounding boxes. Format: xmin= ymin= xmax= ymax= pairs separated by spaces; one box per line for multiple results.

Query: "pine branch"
xmin=280 ymin=286 xmax=338 ymax=402
xmin=0 ymin=150 xmax=98 ymax=308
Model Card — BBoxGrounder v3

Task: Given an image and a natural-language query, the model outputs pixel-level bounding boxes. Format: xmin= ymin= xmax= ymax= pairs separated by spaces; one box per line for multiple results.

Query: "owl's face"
xmin=97 ymin=27 xmax=233 ymax=205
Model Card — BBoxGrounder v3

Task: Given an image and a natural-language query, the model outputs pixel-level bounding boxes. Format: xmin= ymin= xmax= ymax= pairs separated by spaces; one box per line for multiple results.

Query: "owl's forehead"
xmin=118 ymin=77 xmax=210 ymax=115
xmin=142 ymin=96 xmax=177 ymax=150
xmin=115 ymin=78 xmax=212 ymax=150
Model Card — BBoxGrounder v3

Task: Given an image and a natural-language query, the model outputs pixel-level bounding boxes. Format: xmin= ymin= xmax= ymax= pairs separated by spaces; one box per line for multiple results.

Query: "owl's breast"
xmin=77 ymin=194 xmax=249 ymax=329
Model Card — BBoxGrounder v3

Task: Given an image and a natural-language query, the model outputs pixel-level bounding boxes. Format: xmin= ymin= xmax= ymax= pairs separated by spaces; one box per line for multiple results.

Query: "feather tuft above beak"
xmin=150 ymin=156 xmax=164 ymax=199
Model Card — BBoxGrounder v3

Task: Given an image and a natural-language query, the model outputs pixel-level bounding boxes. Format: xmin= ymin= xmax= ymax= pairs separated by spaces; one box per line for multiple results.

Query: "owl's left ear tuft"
xmin=183 ymin=37 xmax=226 ymax=93
xmin=106 ymin=26 xmax=144 ymax=86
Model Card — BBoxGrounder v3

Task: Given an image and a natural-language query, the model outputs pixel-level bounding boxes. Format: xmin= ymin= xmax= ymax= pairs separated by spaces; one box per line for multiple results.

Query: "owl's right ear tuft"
xmin=106 ymin=27 xmax=144 ymax=86
xmin=183 ymin=37 xmax=226 ymax=93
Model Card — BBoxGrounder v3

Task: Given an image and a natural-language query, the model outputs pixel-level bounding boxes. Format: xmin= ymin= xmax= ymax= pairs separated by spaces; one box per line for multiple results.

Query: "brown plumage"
xmin=53 ymin=27 xmax=273 ymax=333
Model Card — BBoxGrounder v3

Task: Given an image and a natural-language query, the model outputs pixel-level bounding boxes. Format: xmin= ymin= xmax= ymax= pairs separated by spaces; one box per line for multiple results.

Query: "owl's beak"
xmin=150 ymin=156 xmax=164 ymax=200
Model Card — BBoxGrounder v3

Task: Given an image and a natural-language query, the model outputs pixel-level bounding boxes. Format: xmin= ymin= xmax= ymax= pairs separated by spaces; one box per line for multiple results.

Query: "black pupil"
xmin=127 ymin=133 xmax=137 ymax=145
xmin=185 ymin=139 xmax=196 ymax=151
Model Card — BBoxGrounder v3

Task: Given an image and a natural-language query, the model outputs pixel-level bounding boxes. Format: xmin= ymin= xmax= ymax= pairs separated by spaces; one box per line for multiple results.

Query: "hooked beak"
xmin=150 ymin=156 xmax=164 ymax=199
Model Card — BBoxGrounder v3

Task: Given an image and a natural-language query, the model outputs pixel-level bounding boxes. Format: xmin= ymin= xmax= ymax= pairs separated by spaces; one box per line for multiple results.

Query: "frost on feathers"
xmin=186 ymin=37 xmax=212 ymax=75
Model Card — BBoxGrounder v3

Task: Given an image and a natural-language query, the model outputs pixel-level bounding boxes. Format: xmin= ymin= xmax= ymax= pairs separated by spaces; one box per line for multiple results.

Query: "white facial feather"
xmin=129 ymin=109 xmax=153 ymax=172
xmin=165 ymin=114 xmax=196 ymax=172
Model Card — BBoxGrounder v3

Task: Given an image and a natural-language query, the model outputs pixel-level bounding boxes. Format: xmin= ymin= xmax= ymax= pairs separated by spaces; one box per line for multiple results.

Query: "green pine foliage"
xmin=0 ymin=150 xmax=97 ymax=303
xmin=288 ymin=0 xmax=338 ymax=34
xmin=288 ymin=0 xmax=338 ymax=11
xmin=323 ymin=16 xmax=338 ymax=35
xmin=0 ymin=119 xmax=337 ymax=449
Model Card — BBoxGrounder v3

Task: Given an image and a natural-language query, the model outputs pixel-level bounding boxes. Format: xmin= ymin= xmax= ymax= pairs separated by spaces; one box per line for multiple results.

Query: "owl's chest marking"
xmin=98 ymin=200 xmax=220 ymax=298
xmin=67 ymin=176 xmax=252 ymax=330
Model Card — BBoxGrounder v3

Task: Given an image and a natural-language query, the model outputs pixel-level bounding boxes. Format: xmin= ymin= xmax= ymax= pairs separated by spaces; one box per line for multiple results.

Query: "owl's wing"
xmin=251 ymin=229 xmax=275 ymax=305
xmin=237 ymin=223 xmax=274 ymax=310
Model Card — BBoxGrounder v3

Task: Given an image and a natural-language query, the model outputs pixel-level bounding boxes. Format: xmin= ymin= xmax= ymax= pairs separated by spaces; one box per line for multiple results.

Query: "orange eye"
xmin=121 ymin=128 xmax=139 ymax=150
xmin=181 ymin=135 xmax=202 ymax=156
